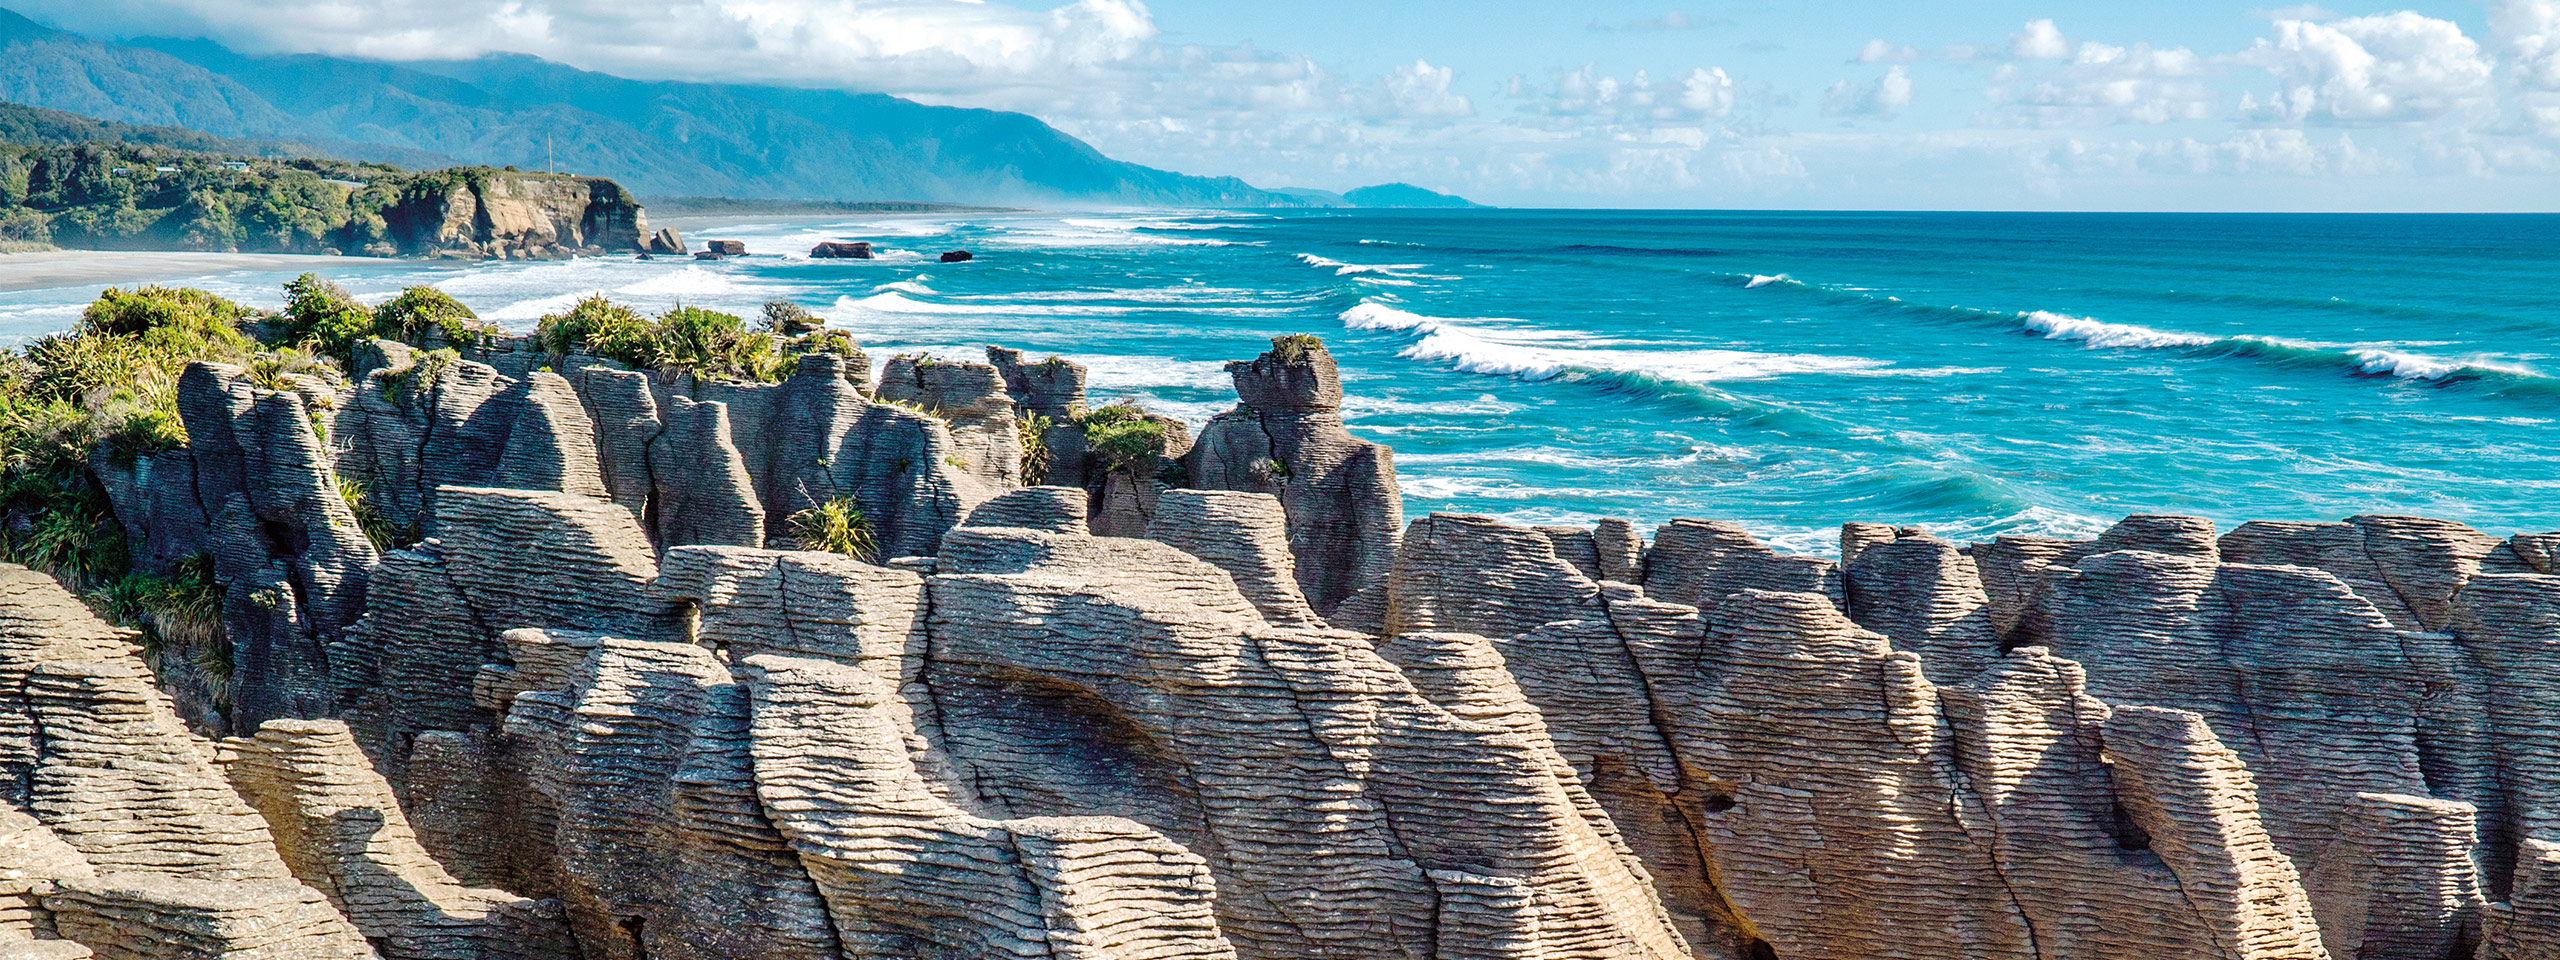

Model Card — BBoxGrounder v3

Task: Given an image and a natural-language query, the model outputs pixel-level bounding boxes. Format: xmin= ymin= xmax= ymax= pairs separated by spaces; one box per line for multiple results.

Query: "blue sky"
xmin=21 ymin=0 xmax=2560 ymax=210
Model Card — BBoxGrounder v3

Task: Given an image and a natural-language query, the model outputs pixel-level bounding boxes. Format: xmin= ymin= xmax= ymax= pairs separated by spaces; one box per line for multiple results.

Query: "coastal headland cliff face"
xmin=0 ymin=130 xmax=656 ymax=258
xmin=0 ymin=282 xmax=2553 ymax=960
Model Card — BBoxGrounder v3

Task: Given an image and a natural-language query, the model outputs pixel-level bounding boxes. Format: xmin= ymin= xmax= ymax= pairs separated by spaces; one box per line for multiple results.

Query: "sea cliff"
xmin=0 ymin=280 xmax=2550 ymax=959
xmin=0 ymin=136 xmax=655 ymax=259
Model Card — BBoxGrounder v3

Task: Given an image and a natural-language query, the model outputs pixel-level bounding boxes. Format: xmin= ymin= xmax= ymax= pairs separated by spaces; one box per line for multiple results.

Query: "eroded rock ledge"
xmin=3 ymin=332 xmax=2555 ymax=960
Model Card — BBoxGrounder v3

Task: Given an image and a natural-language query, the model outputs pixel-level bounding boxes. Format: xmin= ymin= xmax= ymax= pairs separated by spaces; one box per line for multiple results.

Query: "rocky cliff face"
xmin=383 ymin=172 xmax=650 ymax=260
xmin=4 ymin=329 xmax=2558 ymax=960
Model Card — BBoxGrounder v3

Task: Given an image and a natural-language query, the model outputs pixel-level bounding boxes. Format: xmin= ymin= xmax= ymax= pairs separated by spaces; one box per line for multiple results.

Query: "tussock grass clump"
xmin=788 ymin=497 xmax=878 ymax=562
xmin=1017 ymin=413 xmax=1054 ymax=484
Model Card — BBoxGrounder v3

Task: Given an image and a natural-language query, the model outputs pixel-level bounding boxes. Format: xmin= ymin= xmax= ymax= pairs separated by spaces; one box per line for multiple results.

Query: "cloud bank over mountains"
xmin=13 ymin=0 xmax=2560 ymax=209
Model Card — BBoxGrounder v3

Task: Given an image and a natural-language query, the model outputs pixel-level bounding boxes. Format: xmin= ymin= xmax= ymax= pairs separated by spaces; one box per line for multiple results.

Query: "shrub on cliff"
xmin=372 ymin=287 xmax=490 ymax=349
xmin=274 ymin=273 xmax=375 ymax=358
xmin=0 ymin=286 xmax=262 ymax=590
xmin=539 ymin=297 xmax=798 ymax=383
xmin=1077 ymin=401 xmax=1167 ymax=473
xmin=656 ymin=306 xmax=790 ymax=381
xmin=536 ymin=295 xmax=657 ymax=367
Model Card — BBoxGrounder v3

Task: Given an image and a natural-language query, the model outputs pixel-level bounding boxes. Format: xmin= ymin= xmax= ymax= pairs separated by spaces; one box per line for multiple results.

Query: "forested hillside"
xmin=0 ymin=7 xmax=1302 ymax=206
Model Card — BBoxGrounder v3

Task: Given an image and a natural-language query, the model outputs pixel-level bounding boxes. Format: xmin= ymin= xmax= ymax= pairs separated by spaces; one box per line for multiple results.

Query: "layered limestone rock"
xmin=1144 ymin=489 xmax=1326 ymax=629
xmin=222 ymin=719 xmax=577 ymax=960
xmin=172 ymin=362 xmax=381 ymax=732
xmin=757 ymin=353 xmax=996 ymax=557
xmin=987 ymin=347 xmax=1091 ymax=485
xmin=0 ymin=564 xmax=376 ymax=959
xmin=23 ymin=314 xmax=2560 ymax=960
xmin=924 ymin=519 xmax=1689 ymax=960
xmin=1639 ymin=519 xmax=1838 ymax=614
xmin=1183 ymin=337 xmax=1401 ymax=617
xmin=744 ymin=654 xmax=1238 ymax=959
xmin=876 ymin=356 xmax=1024 ymax=490
xmin=1365 ymin=512 xmax=2347 ymax=960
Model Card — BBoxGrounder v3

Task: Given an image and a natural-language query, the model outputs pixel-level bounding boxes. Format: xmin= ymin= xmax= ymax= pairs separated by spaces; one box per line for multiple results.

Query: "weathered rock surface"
xmin=385 ymin=174 xmax=649 ymax=260
xmin=1183 ymin=337 xmax=1401 ymax=617
xmin=0 ymin=564 xmax=378 ymax=959
xmin=22 ymin=322 xmax=2560 ymax=960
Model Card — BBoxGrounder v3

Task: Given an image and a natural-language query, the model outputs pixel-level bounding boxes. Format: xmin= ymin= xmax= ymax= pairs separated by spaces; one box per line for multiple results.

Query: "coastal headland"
xmin=0 ymin=275 xmax=2543 ymax=959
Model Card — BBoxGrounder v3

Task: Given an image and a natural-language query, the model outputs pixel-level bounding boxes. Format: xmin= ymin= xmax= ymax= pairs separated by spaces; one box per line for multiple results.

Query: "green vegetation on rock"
xmin=537 ymin=298 xmax=798 ymax=383
xmin=0 ymin=141 xmax=405 ymax=254
xmin=1017 ymin=413 xmax=1054 ymax=485
xmin=787 ymin=497 xmax=879 ymax=563
xmin=0 ymin=285 xmax=262 ymax=594
xmin=1077 ymin=401 xmax=1167 ymax=473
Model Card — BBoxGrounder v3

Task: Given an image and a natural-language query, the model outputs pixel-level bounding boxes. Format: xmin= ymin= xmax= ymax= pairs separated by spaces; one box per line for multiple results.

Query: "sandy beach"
xmin=0 ymin=250 xmax=428 ymax=294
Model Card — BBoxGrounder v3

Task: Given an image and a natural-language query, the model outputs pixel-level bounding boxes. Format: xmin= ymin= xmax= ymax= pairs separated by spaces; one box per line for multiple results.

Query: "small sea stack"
xmin=940 ymin=249 xmax=974 ymax=262
xmin=705 ymin=240 xmax=747 ymax=256
xmin=812 ymin=241 xmax=874 ymax=259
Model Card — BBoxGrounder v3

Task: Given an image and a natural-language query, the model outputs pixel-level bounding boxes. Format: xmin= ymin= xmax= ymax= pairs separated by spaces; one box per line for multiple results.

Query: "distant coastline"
xmin=642 ymin=197 xmax=1018 ymax=217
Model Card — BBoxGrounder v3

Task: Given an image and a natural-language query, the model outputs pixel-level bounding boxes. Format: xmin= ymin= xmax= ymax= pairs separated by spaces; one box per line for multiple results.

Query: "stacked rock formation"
xmin=1185 ymin=336 xmax=1402 ymax=619
xmin=12 ymin=325 xmax=2560 ymax=959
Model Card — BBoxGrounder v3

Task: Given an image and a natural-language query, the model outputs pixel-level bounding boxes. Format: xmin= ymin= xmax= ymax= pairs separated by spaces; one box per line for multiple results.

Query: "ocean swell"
xmin=2018 ymin=309 xmax=2550 ymax=384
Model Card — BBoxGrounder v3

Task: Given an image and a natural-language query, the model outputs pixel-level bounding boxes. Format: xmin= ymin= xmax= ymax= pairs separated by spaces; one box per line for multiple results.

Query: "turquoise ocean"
xmin=6 ymin=209 xmax=2556 ymax=553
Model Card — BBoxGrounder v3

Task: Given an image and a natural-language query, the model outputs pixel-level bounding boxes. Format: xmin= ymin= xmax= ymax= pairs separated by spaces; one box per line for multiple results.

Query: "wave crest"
xmin=2018 ymin=309 xmax=2548 ymax=384
xmin=1337 ymin=299 xmax=1896 ymax=386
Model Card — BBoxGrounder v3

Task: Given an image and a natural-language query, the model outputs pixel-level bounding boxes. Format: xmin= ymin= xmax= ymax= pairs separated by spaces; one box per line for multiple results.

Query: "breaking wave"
xmin=1338 ymin=300 xmax=1900 ymax=386
xmin=2017 ymin=310 xmax=2553 ymax=385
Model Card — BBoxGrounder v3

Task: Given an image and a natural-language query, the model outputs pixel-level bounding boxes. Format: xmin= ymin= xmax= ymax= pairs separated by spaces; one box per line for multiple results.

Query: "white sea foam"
xmin=0 ymin=303 xmax=88 ymax=346
xmin=998 ymin=219 xmax=1239 ymax=248
xmin=1338 ymin=300 xmax=1448 ymax=333
xmin=481 ymin=292 xmax=594 ymax=325
xmin=1341 ymin=299 xmax=1893 ymax=384
xmin=1062 ymin=355 xmax=1235 ymax=391
xmin=1744 ymin=273 xmax=1794 ymax=289
xmin=873 ymin=279 xmax=937 ymax=296
xmin=617 ymin=265 xmax=760 ymax=298
xmin=2017 ymin=309 xmax=2547 ymax=382
xmin=1394 ymin=445 xmax=1725 ymax=469
xmin=1295 ymin=253 xmax=1453 ymax=280
xmin=1399 ymin=476 xmax=1549 ymax=500
xmin=2019 ymin=310 xmax=2217 ymax=349
xmin=839 ymin=290 xmax=1293 ymax=319
xmin=1340 ymin=393 xmax=1527 ymax=418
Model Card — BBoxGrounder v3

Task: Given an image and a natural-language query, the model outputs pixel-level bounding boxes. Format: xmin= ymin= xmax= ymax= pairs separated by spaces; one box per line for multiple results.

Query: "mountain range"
xmin=0 ymin=7 xmax=1487 ymax=208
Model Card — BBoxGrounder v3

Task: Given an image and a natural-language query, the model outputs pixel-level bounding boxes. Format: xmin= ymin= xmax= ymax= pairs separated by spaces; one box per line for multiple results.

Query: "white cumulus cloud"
xmin=2492 ymin=0 xmax=2560 ymax=91
xmin=1987 ymin=41 xmax=2215 ymax=125
xmin=1517 ymin=64 xmax=1738 ymax=123
xmin=2237 ymin=12 xmax=2495 ymax=124
xmin=1825 ymin=66 xmax=1913 ymax=118
xmin=2012 ymin=19 xmax=2071 ymax=60
xmin=20 ymin=0 xmax=1164 ymax=94
xmin=1376 ymin=59 xmax=1474 ymax=121
xmin=1857 ymin=39 xmax=1920 ymax=64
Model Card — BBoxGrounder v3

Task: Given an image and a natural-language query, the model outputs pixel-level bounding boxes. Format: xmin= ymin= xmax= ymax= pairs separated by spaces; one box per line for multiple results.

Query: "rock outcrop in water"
xmin=8 ymin=325 xmax=2560 ymax=960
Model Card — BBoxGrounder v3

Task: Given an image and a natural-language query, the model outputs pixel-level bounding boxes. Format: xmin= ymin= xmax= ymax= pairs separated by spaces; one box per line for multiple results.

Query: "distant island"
xmin=1274 ymin=183 xmax=1486 ymax=208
